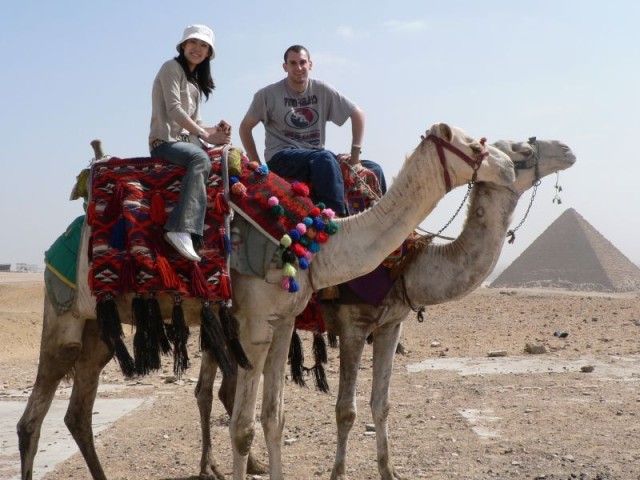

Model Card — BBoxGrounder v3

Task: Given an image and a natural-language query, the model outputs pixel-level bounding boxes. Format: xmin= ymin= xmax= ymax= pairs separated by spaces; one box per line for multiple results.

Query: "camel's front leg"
xmin=64 ymin=319 xmax=115 ymax=480
xmin=330 ymin=307 xmax=369 ymax=480
xmin=260 ymin=317 xmax=296 ymax=480
xmin=229 ymin=314 xmax=272 ymax=480
xmin=195 ymin=349 xmax=225 ymax=480
xmin=18 ymin=298 xmax=86 ymax=480
xmin=371 ymin=322 xmax=404 ymax=480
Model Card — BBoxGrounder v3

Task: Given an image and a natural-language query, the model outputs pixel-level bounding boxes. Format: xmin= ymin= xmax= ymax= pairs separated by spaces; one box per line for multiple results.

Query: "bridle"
xmin=424 ymin=133 xmax=489 ymax=193
xmin=506 ymin=136 xmax=541 ymax=244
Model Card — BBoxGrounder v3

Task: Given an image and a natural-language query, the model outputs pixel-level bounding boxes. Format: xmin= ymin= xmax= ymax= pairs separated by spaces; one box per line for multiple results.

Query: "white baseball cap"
xmin=176 ymin=24 xmax=215 ymax=59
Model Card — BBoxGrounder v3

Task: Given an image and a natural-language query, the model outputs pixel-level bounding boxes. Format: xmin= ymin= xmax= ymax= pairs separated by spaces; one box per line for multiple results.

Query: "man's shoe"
xmin=164 ymin=231 xmax=201 ymax=262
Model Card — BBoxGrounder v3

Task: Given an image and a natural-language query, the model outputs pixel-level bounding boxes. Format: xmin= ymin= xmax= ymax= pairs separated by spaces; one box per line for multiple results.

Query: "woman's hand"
xmin=202 ymin=121 xmax=232 ymax=145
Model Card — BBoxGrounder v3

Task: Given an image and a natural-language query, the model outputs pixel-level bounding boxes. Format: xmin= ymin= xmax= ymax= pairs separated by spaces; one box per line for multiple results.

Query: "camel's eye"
xmin=470 ymin=144 xmax=483 ymax=155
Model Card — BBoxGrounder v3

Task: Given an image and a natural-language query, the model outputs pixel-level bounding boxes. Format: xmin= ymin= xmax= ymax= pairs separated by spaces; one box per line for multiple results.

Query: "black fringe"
xmin=200 ymin=303 xmax=234 ymax=377
xmin=132 ymin=296 xmax=155 ymax=376
xmin=311 ymin=364 xmax=330 ymax=393
xmin=219 ymin=306 xmax=252 ymax=370
xmin=327 ymin=331 xmax=339 ymax=348
xmin=97 ymin=297 xmax=135 ymax=378
xmin=288 ymin=329 xmax=306 ymax=388
xmin=171 ymin=300 xmax=190 ymax=377
xmin=147 ymin=296 xmax=172 ymax=355
xmin=312 ymin=332 xmax=328 ymax=365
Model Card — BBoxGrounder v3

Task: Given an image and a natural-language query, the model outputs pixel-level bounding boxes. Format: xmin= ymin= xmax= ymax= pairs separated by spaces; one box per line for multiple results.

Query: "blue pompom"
xmin=289 ymin=229 xmax=301 ymax=241
xmin=230 ymin=176 xmax=240 ymax=185
xmin=298 ymin=257 xmax=309 ymax=269
xmin=303 ymin=217 xmax=313 ymax=227
xmin=309 ymin=241 xmax=320 ymax=254
xmin=288 ymin=278 xmax=299 ymax=292
xmin=313 ymin=217 xmax=325 ymax=231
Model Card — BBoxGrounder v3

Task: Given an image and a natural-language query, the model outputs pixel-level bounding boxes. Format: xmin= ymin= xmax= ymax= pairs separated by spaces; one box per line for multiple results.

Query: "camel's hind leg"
xmin=63 ymin=319 xmax=113 ymax=480
xmin=371 ymin=322 xmax=404 ymax=480
xmin=18 ymin=297 xmax=86 ymax=480
xmin=330 ymin=309 xmax=369 ymax=480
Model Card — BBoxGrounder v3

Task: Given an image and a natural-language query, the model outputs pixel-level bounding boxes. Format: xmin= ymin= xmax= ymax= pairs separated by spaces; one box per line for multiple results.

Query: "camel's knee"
xmin=336 ymin=403 xmax=357 ymax=429
xmin=17 ymin=417 xmax=38 ymax=454
xmin=370 ymin=400 xmax=390 ymax=423
xmin=232 ymin=422 xmax=256 ymax=456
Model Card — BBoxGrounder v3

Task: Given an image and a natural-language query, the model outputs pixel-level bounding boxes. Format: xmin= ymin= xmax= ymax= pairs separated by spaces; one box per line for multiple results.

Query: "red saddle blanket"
xmin=87 ymin=148 xmax=339 ymax=302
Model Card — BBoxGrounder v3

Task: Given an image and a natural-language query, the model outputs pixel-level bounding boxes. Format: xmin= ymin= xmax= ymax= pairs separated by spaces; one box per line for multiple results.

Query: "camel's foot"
xmin=381 ymin=467 xmax=406 ymax=480
xmin=199 ymin=461 xmax=226 ymax=480
xmin=247 ymin=452 xmax=268 ymax=475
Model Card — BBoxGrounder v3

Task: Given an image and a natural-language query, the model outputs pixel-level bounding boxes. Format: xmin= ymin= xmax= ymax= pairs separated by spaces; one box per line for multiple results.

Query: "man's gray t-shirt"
xmin=245 ymin=78 xmax=355 ymax=162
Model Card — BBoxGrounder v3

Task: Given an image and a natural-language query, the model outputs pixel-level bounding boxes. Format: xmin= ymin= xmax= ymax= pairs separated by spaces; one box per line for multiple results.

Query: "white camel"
xmin=321 ymin=137 xmax=576 ymax=480
xmin=17 ymin=123 xmax=514 ymax=480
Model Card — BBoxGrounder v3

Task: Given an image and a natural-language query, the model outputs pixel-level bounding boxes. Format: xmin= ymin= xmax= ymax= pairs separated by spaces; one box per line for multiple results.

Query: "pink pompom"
xmin=296 ymin=223 xmax=307 ymax=235
xmin=268 ymin=196 xmax=279 ymax=207
xmin=322 ymin=208 xmax=336 ymax=220
xmin=281 ymin=277 xmax=290 ymax=290
xmin=304 ymin=251 xmax=313 ymax=261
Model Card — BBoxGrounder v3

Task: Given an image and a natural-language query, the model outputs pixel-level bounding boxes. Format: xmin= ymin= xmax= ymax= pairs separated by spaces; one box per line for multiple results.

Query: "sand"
xmin=1 ymin=272 xmax=639 ymax=479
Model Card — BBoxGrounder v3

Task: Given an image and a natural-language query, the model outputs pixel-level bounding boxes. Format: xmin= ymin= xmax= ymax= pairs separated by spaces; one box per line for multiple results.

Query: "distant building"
xmin=15 ymin=263 xmax=40 ymax=273
xmin=0 ymin=264 xmax=10 ymax=272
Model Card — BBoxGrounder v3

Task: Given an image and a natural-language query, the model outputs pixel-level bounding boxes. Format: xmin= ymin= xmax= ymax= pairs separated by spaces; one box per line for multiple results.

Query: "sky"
xmin=1 ymin=0 xmax=639 ymax=274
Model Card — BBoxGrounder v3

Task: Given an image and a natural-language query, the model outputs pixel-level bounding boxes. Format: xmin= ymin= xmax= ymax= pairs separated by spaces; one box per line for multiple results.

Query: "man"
xmin=240 ymin=44 xmax=383 ymax=216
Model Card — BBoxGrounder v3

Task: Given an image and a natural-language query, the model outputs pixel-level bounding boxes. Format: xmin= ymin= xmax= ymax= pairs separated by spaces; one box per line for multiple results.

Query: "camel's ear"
xmin=436 ymin=123 xmax=453 ymax=142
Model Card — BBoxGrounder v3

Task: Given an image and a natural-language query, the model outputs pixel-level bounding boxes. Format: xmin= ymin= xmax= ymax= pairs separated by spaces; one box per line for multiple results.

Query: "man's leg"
xmin=360 ymin=160 xmax=387 ymax=195
xmin=268 ymin=149 xmax=346 ymax=215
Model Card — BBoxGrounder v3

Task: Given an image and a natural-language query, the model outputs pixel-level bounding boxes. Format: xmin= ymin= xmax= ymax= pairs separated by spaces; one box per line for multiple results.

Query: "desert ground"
xmin=1 ymin=272 xmax=639 ymax=480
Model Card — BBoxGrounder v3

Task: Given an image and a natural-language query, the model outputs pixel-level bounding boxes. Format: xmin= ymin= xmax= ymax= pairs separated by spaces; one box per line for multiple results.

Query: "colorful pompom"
xmin=289 ymin=229 xmax=301 ymax=241
xmin=280 ymin=235 xmax=292 ymax=248
xmin=227 ymin=148 xmax=243 ymax=176
xmin=282 ymin=249 xmax=297 ymax=264
xmin=248 ymin=161 xmax=260 ymax=171
xmin=296 ymin=223 xmax=307 ymax=235
xmin=231 ymin=182 xmax=247 ymax=196
xmin=298 ymin=257 xmax=309 ymax=269
xmin=325 ymin=221 xmax=339 ymax=235
xmin=283 ymin=263 xmax=297 ymax=278
xmin=291 ymin=181 xmax=310 ymax=197
xmin=281 ymin=277 xmax=290 ymax=290
xmin=302 ymin=217 xmax=313 ymax=227
xmin=308 ymin=241 xmax=320 ymax=253
xmin=255 ymin=164 xmax=269 ymax=175
xmin=316 ymin=232 xmax=329 ymax=244
xmin=322 ymin=208 xmax=336 ymax=220
xmin=310 ymin=207 xmax=321 ymax=217
xmin=313 ymin=217 xmax=325 ymax=231
xmin=268 ymin=196 xmax=279 ymax=207
xmin=291 ymin=244 xmax=306 ymax=257
xmin=288 ymin=278 xmax=299 ymax=292
xmin=305 ymin=226 xmax=317 ymax=240
xmin=271 ymin=204 xmax=285 ymax=216
xmin=229 ymin=176 xmax=240 ymax=185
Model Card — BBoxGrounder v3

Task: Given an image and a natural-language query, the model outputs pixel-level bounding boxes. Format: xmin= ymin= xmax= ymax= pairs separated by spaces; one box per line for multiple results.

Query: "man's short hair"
xmin=284 ymin=45 xmax=309 ymax=63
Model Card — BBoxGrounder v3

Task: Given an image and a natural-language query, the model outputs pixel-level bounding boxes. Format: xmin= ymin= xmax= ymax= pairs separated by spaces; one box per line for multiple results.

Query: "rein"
xmin=506 ymin=136 xmax=541 ymax=244
xmin=425 ymin=133 xmax=489 ymax=192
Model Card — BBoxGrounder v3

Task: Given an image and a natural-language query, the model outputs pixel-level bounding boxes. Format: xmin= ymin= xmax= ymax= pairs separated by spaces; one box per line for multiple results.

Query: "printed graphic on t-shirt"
xmin=284 ymin=107 xmax=319 ymax=129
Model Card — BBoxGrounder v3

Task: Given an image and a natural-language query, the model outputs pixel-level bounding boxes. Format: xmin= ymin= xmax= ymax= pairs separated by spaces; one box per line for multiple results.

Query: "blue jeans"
xmin=150 ymin=141 xmax=211 ymax=236
xmin=360 ymin=159 xmax=387 ymax=194
xmin=268 ymin=148 xmax=346 ymax=215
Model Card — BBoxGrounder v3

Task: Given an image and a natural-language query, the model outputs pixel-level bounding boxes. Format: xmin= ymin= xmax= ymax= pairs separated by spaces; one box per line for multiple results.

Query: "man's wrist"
xmin=197 ymin=128 xmax=207 ymax=139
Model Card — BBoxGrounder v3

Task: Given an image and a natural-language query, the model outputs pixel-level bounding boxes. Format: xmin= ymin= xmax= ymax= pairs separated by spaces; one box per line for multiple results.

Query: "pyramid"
xmin=491 ymin=208 xmax=640 ymax=292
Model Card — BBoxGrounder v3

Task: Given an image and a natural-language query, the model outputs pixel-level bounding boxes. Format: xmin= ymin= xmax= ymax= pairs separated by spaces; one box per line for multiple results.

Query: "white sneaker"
xmin=165 ymin=232 xmax=201 ymax=262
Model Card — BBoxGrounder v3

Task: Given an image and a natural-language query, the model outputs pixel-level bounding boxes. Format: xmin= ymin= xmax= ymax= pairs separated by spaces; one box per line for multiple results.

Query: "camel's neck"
xmin=310 ymin=141 xmax=451 ymax=289
xmin=400 ymin=183 xmax=519 ymax=305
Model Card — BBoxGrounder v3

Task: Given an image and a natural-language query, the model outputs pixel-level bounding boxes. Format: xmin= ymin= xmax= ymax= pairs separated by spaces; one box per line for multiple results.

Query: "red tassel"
xmin=219 ymin=271 xmax=232 ymax=299
xmin=156 ymin=255 xmax=179 ymax=289
xmin=150 ymin=192 xmax=167 ymax=225
xmin=119 ymin=253 xmax=136 ymax=291
xmin=190 ymin=263 xmax=210 ymax=298
xmin=213 ymin=192 xmax=229 ymax=216
xmin=103 ymin=183 xmax=124 ymax=223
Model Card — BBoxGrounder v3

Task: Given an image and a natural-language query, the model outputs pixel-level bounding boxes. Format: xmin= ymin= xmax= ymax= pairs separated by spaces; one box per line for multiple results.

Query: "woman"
xmin=149 ymin=24 xmax=231 ymax=261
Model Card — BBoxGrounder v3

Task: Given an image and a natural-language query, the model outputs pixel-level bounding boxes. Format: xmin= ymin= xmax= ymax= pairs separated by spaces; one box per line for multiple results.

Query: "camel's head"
xmin=426 ymin=123 xmax=515 ymax=188
xmin=492 ymin=138 xmax=577 ymax=195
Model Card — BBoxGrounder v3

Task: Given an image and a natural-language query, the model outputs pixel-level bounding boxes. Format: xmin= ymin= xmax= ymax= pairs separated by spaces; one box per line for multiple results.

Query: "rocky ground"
xmin=1 ymin=273 xmax=639 ymax=479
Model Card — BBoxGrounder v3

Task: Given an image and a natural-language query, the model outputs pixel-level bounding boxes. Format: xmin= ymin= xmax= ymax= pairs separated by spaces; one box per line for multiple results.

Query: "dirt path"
xmin=1 ymin=273 xmax=639 ymax=479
